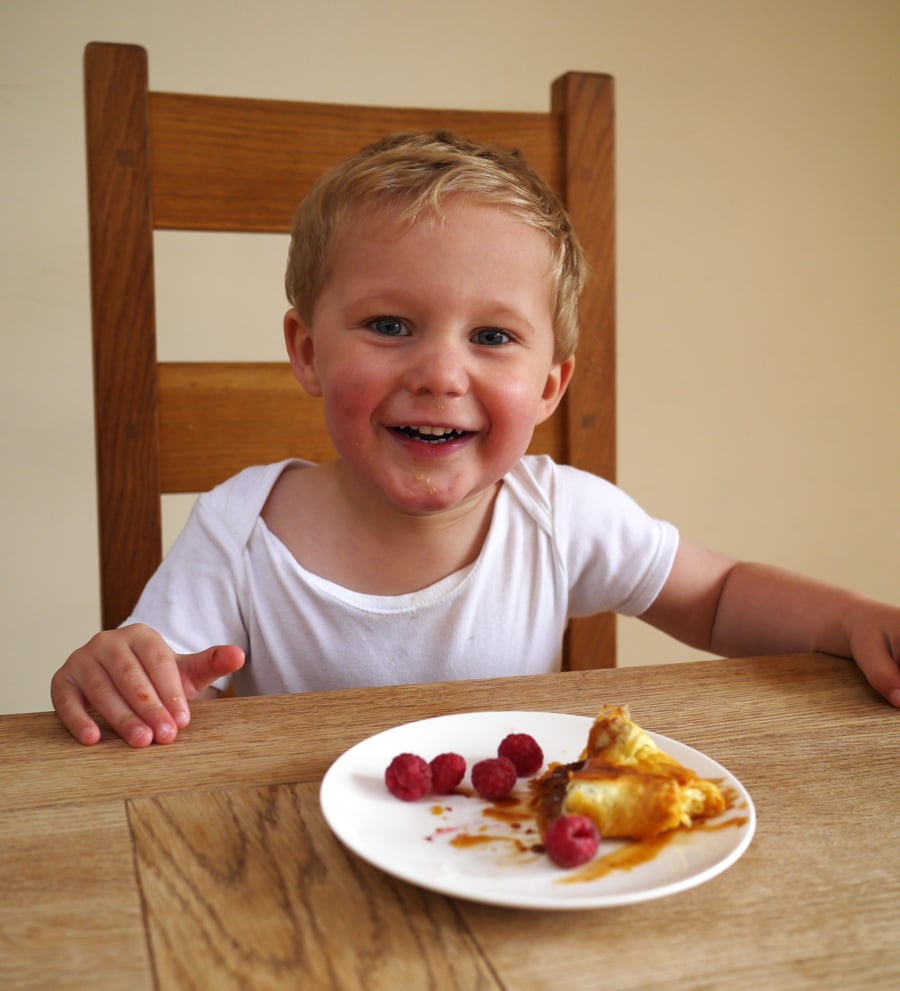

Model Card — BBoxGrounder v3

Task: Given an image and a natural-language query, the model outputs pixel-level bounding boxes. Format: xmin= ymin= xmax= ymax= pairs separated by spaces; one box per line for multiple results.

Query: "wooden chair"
xmin=83 ymin=41 xmax=616 ymax=670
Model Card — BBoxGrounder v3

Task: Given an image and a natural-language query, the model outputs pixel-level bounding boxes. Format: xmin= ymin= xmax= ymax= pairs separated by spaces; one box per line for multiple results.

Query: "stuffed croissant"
xmin=530 ymin=705 xmax=726 ymax=840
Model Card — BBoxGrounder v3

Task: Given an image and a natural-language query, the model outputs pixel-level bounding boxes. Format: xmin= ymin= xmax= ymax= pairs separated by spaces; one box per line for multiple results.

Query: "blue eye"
xmin=369 ymin=316 xmax=408 ymax=337
xmin=472 ymin=327 xmax=510 ymax=347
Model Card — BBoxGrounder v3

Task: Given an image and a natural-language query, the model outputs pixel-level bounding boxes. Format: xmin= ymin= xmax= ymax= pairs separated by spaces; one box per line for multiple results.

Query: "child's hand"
xmin=846 ymin=602 xmax=900 ymax=709
xmin=643 ymin=546 xmax=900 ymax=708
xmin=50 ymin=624 xmax=245 ymax=747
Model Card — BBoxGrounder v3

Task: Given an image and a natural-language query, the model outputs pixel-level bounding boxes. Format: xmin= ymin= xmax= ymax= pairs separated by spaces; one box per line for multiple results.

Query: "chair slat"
xmin=149 ymin=92 xmax=562 ymax=232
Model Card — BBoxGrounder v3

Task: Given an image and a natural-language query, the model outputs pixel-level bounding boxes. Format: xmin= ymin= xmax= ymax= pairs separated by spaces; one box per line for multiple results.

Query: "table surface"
xmin=1 ymin=652 xmax=897 ymax=991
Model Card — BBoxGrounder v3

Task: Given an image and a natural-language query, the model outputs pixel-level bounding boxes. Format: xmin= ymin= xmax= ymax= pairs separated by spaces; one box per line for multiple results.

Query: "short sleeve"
xmin=521 ymin=458 xmax=679 ymax=618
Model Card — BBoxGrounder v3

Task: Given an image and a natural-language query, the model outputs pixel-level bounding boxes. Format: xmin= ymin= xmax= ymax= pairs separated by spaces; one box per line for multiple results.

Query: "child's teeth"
xmin=398 ymin=425 xmax=463 ymax=442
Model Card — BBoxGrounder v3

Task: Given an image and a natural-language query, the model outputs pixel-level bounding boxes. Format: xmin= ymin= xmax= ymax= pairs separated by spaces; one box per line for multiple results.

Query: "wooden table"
xmin=1 ymin=652 xmax=898 ymax=990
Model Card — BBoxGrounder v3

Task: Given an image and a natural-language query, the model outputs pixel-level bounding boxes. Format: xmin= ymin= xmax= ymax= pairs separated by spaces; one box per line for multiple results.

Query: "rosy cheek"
xmin=489 ymin=383 xmax=546 ymax=433
xmin=321 ymin=380 xmax=375 ymax=441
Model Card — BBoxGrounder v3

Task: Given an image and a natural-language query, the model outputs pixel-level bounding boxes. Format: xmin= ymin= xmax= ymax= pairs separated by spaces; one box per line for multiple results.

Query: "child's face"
xmin=285 ymin=198 xmax=574 ymax=516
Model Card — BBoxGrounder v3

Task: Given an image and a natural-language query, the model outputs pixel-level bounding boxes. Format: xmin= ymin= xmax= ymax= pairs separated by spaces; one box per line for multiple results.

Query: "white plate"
xmin=319 ymin=711 xmax=755 ymax=909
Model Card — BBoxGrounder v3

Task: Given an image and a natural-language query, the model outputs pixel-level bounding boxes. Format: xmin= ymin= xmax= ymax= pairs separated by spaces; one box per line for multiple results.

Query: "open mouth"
xmin=393 ymin=425 xmax=469 ymax=445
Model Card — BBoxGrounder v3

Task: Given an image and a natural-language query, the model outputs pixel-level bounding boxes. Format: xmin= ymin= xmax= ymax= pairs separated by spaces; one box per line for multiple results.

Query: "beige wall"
xmin=1 ymin=0 xmax=897 ymax=715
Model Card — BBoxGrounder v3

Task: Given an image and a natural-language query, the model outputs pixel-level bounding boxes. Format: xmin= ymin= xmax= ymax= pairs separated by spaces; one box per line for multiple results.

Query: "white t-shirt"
xmin=126 ymin=456 xmax=678 ymax=695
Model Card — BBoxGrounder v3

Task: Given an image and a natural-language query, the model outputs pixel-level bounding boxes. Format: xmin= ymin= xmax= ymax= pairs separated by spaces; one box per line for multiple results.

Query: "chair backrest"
xmin=83 ymin=41 xmax=616 ymax=670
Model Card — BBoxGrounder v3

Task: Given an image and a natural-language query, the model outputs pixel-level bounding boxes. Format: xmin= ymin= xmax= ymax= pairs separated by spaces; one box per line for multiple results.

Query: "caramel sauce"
xmin=696 ymin=815 xmax=748 ymax=833
xmin=432 ymin=772 xmax=746 ymax=885
xmin=450 ymin=833 xmax=536 ymax=854
xmin=483 ymin=801 xmax=534 ymax=826
xmin=565 ymin=834 xmax=672 ymax=883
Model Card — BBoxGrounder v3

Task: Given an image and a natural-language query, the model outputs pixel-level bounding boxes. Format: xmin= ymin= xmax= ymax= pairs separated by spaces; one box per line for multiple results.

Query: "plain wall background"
xmin=1 ymin=0 xmax=897 ymax=715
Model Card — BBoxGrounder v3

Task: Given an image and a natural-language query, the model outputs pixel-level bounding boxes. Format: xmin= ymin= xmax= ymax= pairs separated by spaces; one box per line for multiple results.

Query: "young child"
xmin=52 ymin=132 xmax=900 ymax=746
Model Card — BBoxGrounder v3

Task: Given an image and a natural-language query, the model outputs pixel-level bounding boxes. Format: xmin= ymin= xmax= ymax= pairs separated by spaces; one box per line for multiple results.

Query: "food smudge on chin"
xmin=414 ymin=473 xmax=437 ymax=495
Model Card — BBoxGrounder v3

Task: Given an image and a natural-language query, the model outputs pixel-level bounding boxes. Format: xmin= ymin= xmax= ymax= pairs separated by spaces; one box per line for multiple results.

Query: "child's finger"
xmin=860 ymin=648 xmax=900 ymax=708
xmin=850 ymin=626 xmax=900 ymax=708
xmin=93 ymin=629 xmax=187 ymax=744
xmin=52 ymin=664 xmax=158 ymax=747
xmin=49 ymin=675 xmax=102 ymax=745
xmin=126 ymin=626 xmax=193 ymax=732
xmin=177 ymin=644 xmax=245 ymax=696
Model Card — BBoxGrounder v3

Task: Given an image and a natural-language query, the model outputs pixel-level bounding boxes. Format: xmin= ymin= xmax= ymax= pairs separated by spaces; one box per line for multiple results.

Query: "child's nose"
xmin=403 ymin=338 xmax=469 ymax=397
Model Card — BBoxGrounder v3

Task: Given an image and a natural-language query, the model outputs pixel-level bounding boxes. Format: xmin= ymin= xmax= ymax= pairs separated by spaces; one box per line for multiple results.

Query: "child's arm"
xmin=640 ymin=541 xmax=900 ymax=708
xmin=50 ymin=625 xmax=246 ymax=747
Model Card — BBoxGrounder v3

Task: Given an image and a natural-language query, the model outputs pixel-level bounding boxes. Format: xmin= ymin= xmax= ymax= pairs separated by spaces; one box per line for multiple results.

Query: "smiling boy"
xmin=52 ymin=132 xmax=900 ymax=747
xmin=272 ymin=198 xmax=571 ymax=592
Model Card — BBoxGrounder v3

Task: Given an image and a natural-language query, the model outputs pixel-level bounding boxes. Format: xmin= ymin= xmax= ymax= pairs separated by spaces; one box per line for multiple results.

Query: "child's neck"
xmin=262 ymin=461 xmax=499 ymax=595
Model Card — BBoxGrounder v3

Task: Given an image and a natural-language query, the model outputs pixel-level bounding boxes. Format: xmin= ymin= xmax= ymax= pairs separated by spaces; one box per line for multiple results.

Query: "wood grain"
xmin=84 ymin=42 xmax=162 ymax=629
xmin=0 ymin=802 xmax=152 ymax=991
xmin=553 ymin=72 xmax=617 ymax=669
xmin=149 ymin=90 xmax=562 ymax=232
xmin=129 ymin=782 xmax=499 ymax=990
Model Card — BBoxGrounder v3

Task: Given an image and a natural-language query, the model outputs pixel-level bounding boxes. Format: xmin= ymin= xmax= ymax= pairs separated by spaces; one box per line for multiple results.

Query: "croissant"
xmin=531 ymin=705 xmax=726 ymax=840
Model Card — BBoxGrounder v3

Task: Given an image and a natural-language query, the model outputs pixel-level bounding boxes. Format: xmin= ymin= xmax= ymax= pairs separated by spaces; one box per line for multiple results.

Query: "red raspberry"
xmin=430 ymin=752 xmax=466 ymax=794
xmin=543 ymin=815 xmax=600 ymax=868
xmin=497 ymin=732 xmax=544 ymax=776
xmin=470 ymin=756 xmax=517 ymax=800
xmin=384 ymin=753 xmax=432 ymax=801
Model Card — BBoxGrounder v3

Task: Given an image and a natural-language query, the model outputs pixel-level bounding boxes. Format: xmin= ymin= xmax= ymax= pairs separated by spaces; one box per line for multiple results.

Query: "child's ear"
xmin=284 ymin=308 xmax=322 ymax=397
xmin=535 ymin=356 xmax=575 ymax=424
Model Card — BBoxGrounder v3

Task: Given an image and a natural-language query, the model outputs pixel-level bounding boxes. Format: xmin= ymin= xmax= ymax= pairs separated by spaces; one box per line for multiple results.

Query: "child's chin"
xmin=393 ymin=489 xmax=458 ymax=515
xmin=388 ymin=478 xmax=467 ymax=515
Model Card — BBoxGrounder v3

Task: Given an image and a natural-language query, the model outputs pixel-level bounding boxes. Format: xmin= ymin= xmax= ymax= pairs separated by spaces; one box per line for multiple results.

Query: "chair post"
xmin=84 ymin=42 xmax=163 ymax=628
xmin=553 ymin=72 xmax=617 ymax=669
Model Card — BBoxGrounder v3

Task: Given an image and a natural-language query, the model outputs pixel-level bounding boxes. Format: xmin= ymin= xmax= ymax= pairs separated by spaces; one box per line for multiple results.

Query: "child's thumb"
xmin=178 ymin=644 xmax=245 ymax=694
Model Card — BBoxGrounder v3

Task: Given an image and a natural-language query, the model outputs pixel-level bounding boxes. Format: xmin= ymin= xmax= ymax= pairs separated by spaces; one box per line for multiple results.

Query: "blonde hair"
xmin=285 ymin=131 xmax=585 ymax=361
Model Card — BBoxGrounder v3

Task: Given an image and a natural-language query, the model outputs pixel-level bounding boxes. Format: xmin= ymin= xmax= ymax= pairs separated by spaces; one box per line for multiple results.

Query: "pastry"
xmin=531 ymin=705 xmax=726 ymax=840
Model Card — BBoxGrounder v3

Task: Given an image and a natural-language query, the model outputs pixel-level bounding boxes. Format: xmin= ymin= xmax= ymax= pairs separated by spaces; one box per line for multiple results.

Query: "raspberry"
xmin=543 ymin=815 xmax=600 ymax=868
xmin=385 ymin=753 xmax=432 ymax=801
xmin=470 ymin=756 xmax=517 ymax=800
xmin=430 ymin=752 xmax=466 ymax=794
xmin=497 ymin=732 xmax=544 ymax=776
